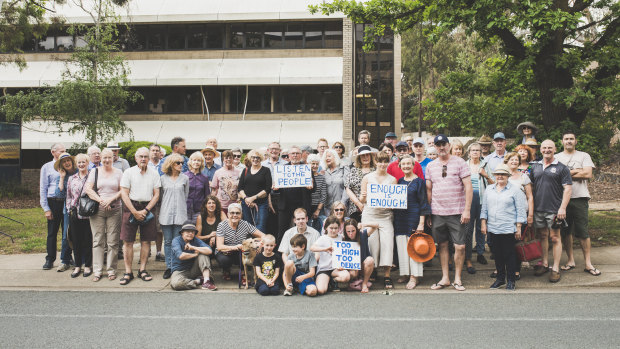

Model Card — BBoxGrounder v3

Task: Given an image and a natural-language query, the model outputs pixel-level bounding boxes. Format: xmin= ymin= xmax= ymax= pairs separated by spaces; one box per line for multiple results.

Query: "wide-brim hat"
xmin=407 ymin=232 xmax=436 ymax=263
xmin=54 ymin=153 xmax=75 ymax=171
xmin=517 ymin=121 xmax=538 ymax=135
xmin=356 ymin=145 xmax=376 ymax=156
xmin=478 ymin=135 xmax=493 ymax=145
xmin=106 ymin=141 xmax=121 ymax=150
xmin=492 ymin=163 xmax=511 ymax=176
xmin=201 ymin=146 xmax=220 ymax=158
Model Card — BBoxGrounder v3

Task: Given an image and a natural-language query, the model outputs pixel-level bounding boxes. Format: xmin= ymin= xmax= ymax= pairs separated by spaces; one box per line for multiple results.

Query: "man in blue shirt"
xmin=200 ymin=145 xmax=221 ymax=184
xmin=170 ymin=224 xmax=217 ymax=291
xmin=486 ymin=132 xmax=508 ymax=177
xmin=158 ymin=137 xmax=189 ymax=175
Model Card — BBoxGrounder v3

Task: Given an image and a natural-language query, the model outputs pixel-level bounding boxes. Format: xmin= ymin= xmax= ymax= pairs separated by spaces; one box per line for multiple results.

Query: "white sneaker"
xmin=283 ymin=289 xmax=292 ymax=296
xmin=57 ymin=263 xmax=70 ymax=272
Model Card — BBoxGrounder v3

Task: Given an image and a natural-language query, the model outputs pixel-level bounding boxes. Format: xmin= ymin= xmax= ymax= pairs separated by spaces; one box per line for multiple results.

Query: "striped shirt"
xmin=311 ymin=174 xmax=327 ymax=207
xmin=216 ymin=220 xmax=256 ymax=246
xmin=426 ymin=156 xmax=471 ymax=216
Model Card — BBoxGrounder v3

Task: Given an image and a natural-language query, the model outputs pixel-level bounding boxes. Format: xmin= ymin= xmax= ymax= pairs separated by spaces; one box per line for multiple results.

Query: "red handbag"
xmin=515 ymin=226 xmax=542 ymax=262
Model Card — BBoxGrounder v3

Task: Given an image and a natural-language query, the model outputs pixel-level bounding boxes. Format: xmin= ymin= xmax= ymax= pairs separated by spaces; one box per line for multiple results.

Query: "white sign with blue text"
xmin=367 ymin=183 xmax=408 ymax=209
xmin=274 ymin=164 xmax=312 ymax=188
xmin=332 ymin=241 xmax=361 ymax=270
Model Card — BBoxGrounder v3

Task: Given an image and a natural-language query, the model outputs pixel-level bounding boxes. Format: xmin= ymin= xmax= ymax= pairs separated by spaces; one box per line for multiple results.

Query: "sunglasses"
xmin=233 ymin=155 xmax=242 ymax=158
xmin=281 ymin=154 xmax=289 ymax=158
xmin=334 ymin=208 xmax=345 ymax=212
xmin=175 ymin=161 xmax=183 ymax=165
xmin=251 ymin=156 xmax=261 ymax=160
xmin=442 ymin=165 xmax=447 ymax=178
xmin=334 ymin=145 xmax=344 ymax=149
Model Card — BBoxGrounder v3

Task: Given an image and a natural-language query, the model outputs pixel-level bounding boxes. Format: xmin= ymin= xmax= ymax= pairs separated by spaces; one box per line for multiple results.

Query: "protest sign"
xmin=274 ymin=164 xmax=312 ymax=188
xmin=367 ymin=183 xmax=408 ymax=209
xmin=332 ymin=241 xmax=361 ymax=270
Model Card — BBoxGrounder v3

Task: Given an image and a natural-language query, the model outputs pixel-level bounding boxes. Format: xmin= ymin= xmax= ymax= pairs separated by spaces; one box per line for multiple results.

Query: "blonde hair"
xmin=262 ymin=234 xmax=276 ymax=245
xmin=503 ymin=152 xmax=520 ymax=164
xmin=162 ymin=153 xmax=184 ymax=175
xmin=74 ymin=153 xmax=89 ymax=164
xmin=246 ymin=149 xmax=264 ymax=162
xmin=189 ymin=151 xmax=205 ymax=172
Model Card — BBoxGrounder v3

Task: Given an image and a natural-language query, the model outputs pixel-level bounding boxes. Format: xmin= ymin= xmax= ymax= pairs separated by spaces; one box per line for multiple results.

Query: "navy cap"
xmin=434 ymin=134 xmax=449 ymax=144
xmin=493 ymin=132 xmax=506 ymax=140
xmin=385 ymin=132 xmax=397 ymax=138
xmin=395 ymin=141 xmax=408 ymax=149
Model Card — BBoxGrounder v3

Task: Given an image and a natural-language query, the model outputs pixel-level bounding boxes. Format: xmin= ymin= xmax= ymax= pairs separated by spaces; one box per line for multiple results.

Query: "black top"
xmin=529 ymin=160 xmax=572 ymax=213
xmin=238 ymin=166 xmax=272 ymax=204
xmin=253 ymin=252 xmax=283 ymax=286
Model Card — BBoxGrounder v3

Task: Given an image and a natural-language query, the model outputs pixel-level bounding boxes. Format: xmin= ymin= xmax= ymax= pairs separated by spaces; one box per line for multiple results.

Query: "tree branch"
xmin=27 ymin=0 xmax=56 ymax=12
xmin=570 ymin=0 xmax=593 ymax=14
xmin=590 ymin=16 xmax=619 ymax=52
xmin=575 ymin=15 xmax=611 ymax=32
xmin=493 ymin=28 xmax=526 ymax=60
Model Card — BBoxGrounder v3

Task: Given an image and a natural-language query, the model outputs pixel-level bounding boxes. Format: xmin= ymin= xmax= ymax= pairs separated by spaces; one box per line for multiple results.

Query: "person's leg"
xmin=304 ymin=283 xmax=318 ymax=297
xmin=549 ymin=228 xmax=562 ymax=273
xmin=241 ymin=201 xmax=255 ymax=226
xmin=438 ymin=241 xmax=450 ymax=285
xmin=70 ymin=215 xmax=82 ymax=272
xmin=215 ymin=253 xmax=235 ymax=274
xmin=379 ymin=220 xmax=394 ymax=278
xmin=362 ymin=257 xmax=375 ymax=292
xmin=538 ymin=227 xmax=550 ymax=268
xmin=561 ymin=199 xmax=576 ymax=268
xmin=283 ymin=261 xmax=296 ymax=287
xmin=316 ymin=273 xmax=330 ymax=295
xmin=161 ymin=225 xmax=175 ymax=270
xmin=452 ymin=218 xmax=467 ymax=286
xmin=506 ymin=234 xmax=517 ymax=283
xmin=493 ymin=234 xmax=506 ymax=282
xmin=139 ymin=240 xmax=151 ymax=273
xmin=269 ymin=284 xmax=280 ymax=295
xmin=60 ymin=208 xmax=72 ymax=265
xmin=277 ymin=209 xmax=292 ymax=244
xmin=106 ymin=208 xmax=121 ymax=277
xmin=90 ymin=212 xmax=105 ymax=277
xmin=332 ymin=269 xmax=350 ymax=283
xmin=45 ymin=199 xmax=64 ymax=264
xmin=395 ymin=235 xmax=410 ymax=277
xmin=256 ymin=283 xmax=270 ymax=295
xmin=255 ymin=201 xmax=269 ymax=233
xmin=170 ymin=270 xmax=196 ymax=290
xmin=123 ymin=240 xmax=134 ymax=274
xmin=367 ymin=223 xmax=381 ymax=268
xmin=453 ymin=243 xmax=465 ymax=285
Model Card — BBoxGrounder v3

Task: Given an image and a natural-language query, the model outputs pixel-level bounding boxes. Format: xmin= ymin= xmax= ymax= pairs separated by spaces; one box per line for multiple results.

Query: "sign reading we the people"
xmin=274 ymin=164 xmax=312 ymax=188
xmin=332 ymin=241 xmax=361 ymax=270
xmin=367 ymin=183 xmax=408 ymax=209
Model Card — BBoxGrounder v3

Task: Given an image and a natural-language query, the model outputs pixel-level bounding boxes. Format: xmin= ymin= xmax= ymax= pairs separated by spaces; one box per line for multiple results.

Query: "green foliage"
xmin=119 ymin=141 xmax=171 ymax=166
xmin=0 ymin=181 xmax=32 ymax=199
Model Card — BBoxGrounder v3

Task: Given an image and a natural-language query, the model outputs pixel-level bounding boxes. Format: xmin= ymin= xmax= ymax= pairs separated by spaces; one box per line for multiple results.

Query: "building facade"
xmin=0 ymin=0 xmax=400 ymax=169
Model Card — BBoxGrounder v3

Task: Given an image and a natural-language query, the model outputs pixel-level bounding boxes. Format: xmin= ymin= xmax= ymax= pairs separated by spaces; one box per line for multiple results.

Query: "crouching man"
xmin=170 ymin=223 xmax=217 ymax=291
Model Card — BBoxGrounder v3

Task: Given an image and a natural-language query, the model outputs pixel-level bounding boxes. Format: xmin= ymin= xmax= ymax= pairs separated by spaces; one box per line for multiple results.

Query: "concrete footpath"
xmin=0 ymin=244 xmax=619 ymax=293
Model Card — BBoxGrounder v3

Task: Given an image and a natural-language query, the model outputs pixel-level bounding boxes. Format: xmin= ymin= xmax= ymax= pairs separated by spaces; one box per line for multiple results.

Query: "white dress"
xmin=361 ymin=172 xmax=395 ymax=268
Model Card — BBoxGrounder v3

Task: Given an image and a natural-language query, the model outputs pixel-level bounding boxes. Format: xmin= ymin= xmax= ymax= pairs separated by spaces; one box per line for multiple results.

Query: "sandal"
xmin=384 ymin=277 xmax=393 ymax=289
xmin=406 ymin=279 xmax=417 ymax=290
xmin=584 ymin=268 xmax=601 ymax=276
xmin=138 ymin=270 xmax=153 ymax=281
xmin=222 ymin=270 xmax=232 ymax=281
xmin=119 ymin=272 xmax=134 ymax=285
xmin=361 ymin=285 xmax=369 ymax=293
xmin=92 ymin=275 xmax=102 ymax=282
xmin=560 ymin=264 xmax=576 ymax=271
xmin=108 ymin=273 xmax=116 ymax=281
xmin=431 ymin=282 xmax=449 ymax=290
xmin=451 ymin=282 xmax=466 ymax=291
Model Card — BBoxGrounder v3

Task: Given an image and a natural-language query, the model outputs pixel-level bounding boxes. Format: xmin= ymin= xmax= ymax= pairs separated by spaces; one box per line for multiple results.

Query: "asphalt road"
xmin=0 ymin=291 xmax=618 ymax=348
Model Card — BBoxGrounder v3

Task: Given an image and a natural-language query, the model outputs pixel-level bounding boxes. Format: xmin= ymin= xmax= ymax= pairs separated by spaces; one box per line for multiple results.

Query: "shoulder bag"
xmin=78 ymin=168 xmax=100 ymax=217
xmin=515 ymin=225 xmax=542 ymax=262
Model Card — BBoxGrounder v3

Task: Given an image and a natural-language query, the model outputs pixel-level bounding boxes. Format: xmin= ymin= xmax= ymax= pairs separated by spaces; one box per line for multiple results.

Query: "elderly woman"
xmin=464 ymin=142 xmax=494 ymax=273
xmin=231 ymin=148 xmax=245 ymax=171
xmin=211 ymin=150 xmax=241 ymax=214
xmin=85 ymin=148 xmax=122 ymax=282
xmin=516 ymin=121 xmax=538 ymax=145
xmin=481 ymin=164 xmax=527 ymax=291
xmin=54 ymin=152 xmax=77 ymax=271
xmin=307 ymin=154 xmax=327 ymax=232
xmin=344 ymin=145 xmax=375 ymax=222
xmin=196 ymin=195 xmax=228 ymax=249
xmin=184 ymin=151 xmax=211 ymax=222
xmin=64 ymin=154 xmax=93 ymax=278
xmin=159 ymin=153 xmax=190 ymax=280
xmin=393 ymin=155 xmax=431 ymax=289
xmin=360 ymin=151 xmax=397 ymax=289
xmin=332 ymin=141 xmax=351 ymax=167
xmin=215 ymin=203 xmax=264 ymax=280
xmin=514 ymin=144 xmax=534 ymax=174
xmin=426 ymin=146 xmax=438 ymax=160
xmin=322 ymin=148 xmax=348 ymax=217
xmin=238 ymin=149 xmax=272 ymax=233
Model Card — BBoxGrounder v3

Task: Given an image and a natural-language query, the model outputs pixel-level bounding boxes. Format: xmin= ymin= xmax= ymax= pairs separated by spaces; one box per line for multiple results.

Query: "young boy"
xmin=283 ymin=234 xmax=318 ymax=297
xmin=311 ymin=216 xmax=351 ymax=295
xmin=253 ymin=234 xmax=283 ymax=296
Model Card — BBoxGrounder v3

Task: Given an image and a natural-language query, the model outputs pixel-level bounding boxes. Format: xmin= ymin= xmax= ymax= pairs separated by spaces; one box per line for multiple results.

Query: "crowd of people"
xmin=39 ymin=122 xmax=600 ymax=294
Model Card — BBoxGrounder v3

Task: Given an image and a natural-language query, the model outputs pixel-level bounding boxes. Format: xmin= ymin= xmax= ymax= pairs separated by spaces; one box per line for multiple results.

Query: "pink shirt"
xmin=211 ymin=167 xmax=241 ymax=209
xmin=426 ymin=156 xmax=470 ymax=216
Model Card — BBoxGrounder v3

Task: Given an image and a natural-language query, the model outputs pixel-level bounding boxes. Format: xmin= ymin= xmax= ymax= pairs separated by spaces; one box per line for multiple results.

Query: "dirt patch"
xmin=0 ymin=195 xmax=40 ymax=210
xmin=589 ymin=181 xmax=620 ymax=202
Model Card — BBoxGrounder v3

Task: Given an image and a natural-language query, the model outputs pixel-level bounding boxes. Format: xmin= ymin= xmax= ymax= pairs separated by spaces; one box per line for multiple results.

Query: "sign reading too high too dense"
xmin=274 ymin=164 xmax=312 ymax=188
xmin=332 ymin=241 xmax=361 ymax=270
xmin=367 ymin=183 xmax=408 ymax=209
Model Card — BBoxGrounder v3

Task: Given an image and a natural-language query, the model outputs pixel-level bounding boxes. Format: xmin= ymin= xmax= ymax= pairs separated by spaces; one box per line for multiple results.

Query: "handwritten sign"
xmin=274 ymin=164 xmax=312 ymax=188
xmin=332 ymin=241 xmax=361 ymax=270
xmin=367 ymin=183 xmax=408 ymax=209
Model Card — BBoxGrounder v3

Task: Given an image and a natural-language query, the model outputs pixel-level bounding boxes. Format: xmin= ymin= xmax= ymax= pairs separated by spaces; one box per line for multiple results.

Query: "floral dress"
xmin=344 ymin=166 xmax=374 ymax=217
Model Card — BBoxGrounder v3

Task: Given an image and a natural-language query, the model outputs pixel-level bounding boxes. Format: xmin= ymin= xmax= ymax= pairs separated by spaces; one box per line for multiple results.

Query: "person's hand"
xmin=295 ymin=275 xmax=304 ymax=283
xmin=209 ymin=237 xmax=216 ymax=247
xmin=460 ymin=211 xmax=470 ymax=224
xmin=268 ymin=204 xmax=275 ymax=214
xmin=415 ymin=224 xmax=424 ymax=233
xmin=557 ymin=208 xmax=566 ymax=220
xmin=479 ymin=168 xmax=489 ymax=179
xmin=481 ymin=223 xmax=487 ymax=235
xmin=100 ymin=198 xmax=111 ymax=209
xmin=267 ymin=280 xmax=274 ymax=287
xmin=527 ymin=215 xmax=533 ymax=225
xmin=236 ymin=244 xmax=243 ymax=251
xmin=305 ymin=185 xmax=313 ymax=190
xmin=325 ymin=246 xmax=333 ymax=253
xmin=185 ymin=243 xmax=193 ymax=251
xmin=426 ymin=218 xmax=432 ymax=228
xmin=44 ymin=210 xmax=53 ymax=220
xmin=312 ymin=211 xmax=319 ymax=219
xmin=337 ymin=267 xmax=344 ymax=271
xmin=515 ymin=231 xmax=522 ymax=240
xmin=136 ymin=209 xmax=147 ymax=221
xmin=58 ymin=168 xmax=66 ymax=178
xmin=245 ymin=196 xmax=255 ymax=205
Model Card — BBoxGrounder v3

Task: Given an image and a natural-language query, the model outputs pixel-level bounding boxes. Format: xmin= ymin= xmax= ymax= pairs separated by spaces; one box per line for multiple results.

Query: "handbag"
xmin=515 ymin=226 xmax=542 ymax=262
xmin=78 ymin=168 xmax=99 ymax=217
xmin=129 ymin=211 xmax=155 ymax=226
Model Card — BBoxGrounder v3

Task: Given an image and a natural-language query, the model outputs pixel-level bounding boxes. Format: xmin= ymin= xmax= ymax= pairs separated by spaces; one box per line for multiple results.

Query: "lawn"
xmin=588 ymin=210 xmax=620 ymax=247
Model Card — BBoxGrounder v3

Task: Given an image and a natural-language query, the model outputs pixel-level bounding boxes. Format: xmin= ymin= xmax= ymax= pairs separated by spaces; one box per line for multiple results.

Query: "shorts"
xmin=561 ymin=198 xmax=589 ymax=239
xmin=431 ymin=215 xmax=466 ymax=245
xmin=534 ymin=211 xmax=555 ymax=229
xmin=292 ymin=270 xmax=316 ymax=295
xmin=120 ymin=202 xmax=157 ymax=242
xmin=316 ymin=269 xmax=333 ymax=278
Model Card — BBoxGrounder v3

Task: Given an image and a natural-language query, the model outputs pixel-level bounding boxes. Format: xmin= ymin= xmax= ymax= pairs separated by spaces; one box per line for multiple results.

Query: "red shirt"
xmin=387 ymin=160 xmax=425 ymax=181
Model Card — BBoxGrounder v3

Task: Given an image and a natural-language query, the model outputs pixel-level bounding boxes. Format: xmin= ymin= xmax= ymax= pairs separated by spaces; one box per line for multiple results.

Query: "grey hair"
xmin=135 ymin=147 xmax=149 ymax=158
xmin=228 ymin=203 xmax=242 ymax=213
xmin=51 ymin=143 xmax=64 ymax=151
xmin=307 ymin=154 xmax=321 ymax=164
xmin=321 ymin=148 xmax=340 ymax=168
xmin=87 ymin=145 xmax=101 ymax=155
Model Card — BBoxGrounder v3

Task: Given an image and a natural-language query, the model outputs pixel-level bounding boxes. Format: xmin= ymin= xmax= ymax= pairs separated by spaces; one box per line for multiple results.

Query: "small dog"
xmin=240 ymin=238 xmax=261 ymax=289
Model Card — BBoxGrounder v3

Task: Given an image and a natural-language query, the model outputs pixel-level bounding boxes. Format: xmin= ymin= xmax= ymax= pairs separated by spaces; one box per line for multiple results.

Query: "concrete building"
xmin=0 ymin=0 xmax=400 ymax=171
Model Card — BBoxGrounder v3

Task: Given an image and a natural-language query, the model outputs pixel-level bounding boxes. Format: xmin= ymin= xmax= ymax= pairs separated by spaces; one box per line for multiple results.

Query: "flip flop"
xmin=560 ymin=264 xmax=576 ymax=271
xmin=451 ymin=283 xmax=466 ymax=291
xmin=584 ymin=268 xmax=601 ymax=276
xmin=406 ymin=279 xmax=417 ymax=290
xmin=431 ymin=282 xmax=449 ymax=290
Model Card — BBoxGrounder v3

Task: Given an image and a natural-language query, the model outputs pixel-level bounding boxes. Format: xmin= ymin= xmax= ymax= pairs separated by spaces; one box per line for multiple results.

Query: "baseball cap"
xmin=385 ymin=132 xmax=397 ymax=138
xmin=433 ymin=134 xmax=449 ymax=144
xmin=493 ymin=132 xmax=506 ymax=140
xmin=395 ymin=141 xmax=408 ymax=149
xmin=413 ymin=137 xmax=425 ymax=145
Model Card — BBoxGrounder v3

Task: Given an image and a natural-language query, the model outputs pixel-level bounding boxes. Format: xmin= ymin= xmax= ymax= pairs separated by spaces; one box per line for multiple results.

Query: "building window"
xmin=229 ymin=24 xmax=244 ymax=49
xmin=167 ymin=25 xmax=186 ymax=50
xmin=187 ymin=24 xmax=205 ymax=49
xmin=245 ymin=24 xmax=263 ymax=49
xmin=148 ymin=25 xmax=166 ymax=50
xmin=304 ymin=23 xmax=323 ymax=49
xmin=325 ymin=21 xmax=343 ymax=48
xmin=205 ymin=24 xmax=224 ymax=49
xmin=264 ymin=23 xmax=284 ymax=48
xmin=283 ymin=24 xmax=303 ymax=49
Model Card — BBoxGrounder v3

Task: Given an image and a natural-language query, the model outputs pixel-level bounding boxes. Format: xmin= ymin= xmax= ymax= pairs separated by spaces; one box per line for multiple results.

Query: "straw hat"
xmin=477 ymin=135 xmax=493 ymax=145
xmin=517 ymin=121 xmax=538 ymax=135
xmin=524 ymin=138 xmax=539 ymax=147
xmin=407 ymin=232 xmax=436 ymax=263
xmin=54 ymin=153 xmax=75 ymax=171
xmin=492 ymin=163 xmax=511 ymax=176
xmin=201 ymin=146 xmax=220 ymax=158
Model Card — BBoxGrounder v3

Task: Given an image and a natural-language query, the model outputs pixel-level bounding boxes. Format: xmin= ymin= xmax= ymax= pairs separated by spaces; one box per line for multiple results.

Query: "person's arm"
xmin=65 ymin=176 xmax=73 ymax=211
xmin=480 ymin=190 xmax=488 ymax=234
xmin=120 ymin=187 xmax=140 ymax=217
xmin=216 ymin=235 xmax=240 ymax=253
xmin=186 ymin=243 xmax=212 ymax=256
xmin=524 ymin=183 xmax=534 ymax=225
xmin=251 ymin=228 xmax=265 ymax=239
xmin=558 ymin=184 xmax=572 ymax=220
xmin=40 ymin=164 xmax=51 ymax=215
xmin=359 ymin=222 xmax=378 ymax=236
xmin=359 ymin=176 xmax=369 ymax=204
xmin=302 ymin=266 xmax=316 ymax=280
xmin=413 ymin=161 xmax=425 ymax=180
xmin=461 ymin=176 xmax=472 ymax=224
xmin=146 ymin=187 xmax=160 ymax=212
xmin=183 ymin=175 xmax=189 ymax=199
xmin=570 ymin=166 xmax=592 ymax=180
xmin=195 ymin=214 xmax=204 ymax=238
xmin=178 ymin=251 xmax=199 ymax=260
xmin=310 ymin=240 xmax=331 ymax=253
xmin=514 ymin=190 xmax=527 ymax=239
xmin=210 ymin=172 xmax=219 ymax=197
xmin=255 ymin=265 xmax=270 ymax=284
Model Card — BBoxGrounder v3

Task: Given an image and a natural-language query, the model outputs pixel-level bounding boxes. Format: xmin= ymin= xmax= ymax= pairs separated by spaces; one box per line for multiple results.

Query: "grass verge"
xmin=588 ymin=210 xmax=620 ymax=247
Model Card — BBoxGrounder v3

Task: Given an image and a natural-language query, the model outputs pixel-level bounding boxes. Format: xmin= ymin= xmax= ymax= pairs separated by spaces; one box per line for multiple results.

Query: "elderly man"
xmin=87 ymin=146 xmax=102 ymax=170
xmin=262 ymin=142 xmax=285 ymax=233
xmin=41 ymin=143 xmax=72 ymax=270
xmin=205 ymin=138 xmax=222 ymax=166
xmin=426 ymin=136 xmax=435 ymax=149
xmin=384 ymin=132 xmax=398 ymax=147
xmin=278 ymin=208 xmax=320 ymax=263
xmin=477 ymin=135 xmax=493 ymax=159
xmin=411 ymin=137 xmax=432 ymax=176
xmin=486 ymin=132 xmax=507 ymax=175
xmin=106 ymin=141 xmax=130 ymax=172
xmin=158 ymin=137 xmax=188 ymax=175
xmin=119 ymin=147 xmax=161 ymax=285
xmin=300 ymin=145 xmax=313 ymax=163
xmin=404 ymin=135 xmax=414 ymax=150
xmin=170 ymin=223 xmax=216 ymax=291
xmin=201 ymin=146 xmax=221 ymax=184
xmin=530 ymin=140 xmax=572 ymax=283
xmin=350 ymin=130 xmax=378 ymax=157
xmin=148 ymin=144 xmax=161 ymax=169
xmin=426 ymin=134 xmax=473 ymax=291
xmin=386 ymin=141 xmax=424 ymax=181
xmin=555 ymin=131 xmax=600 ymax=276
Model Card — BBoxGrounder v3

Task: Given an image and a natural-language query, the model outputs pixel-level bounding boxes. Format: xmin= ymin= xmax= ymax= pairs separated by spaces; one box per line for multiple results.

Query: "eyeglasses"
xmin=229 ymin=211 xmax=241 ymax=215
xmin=251 ymin=156 xmax=260 ymax=160
xmin=334 ymin=208 xmax=345 ymax=212
xmin=442 ymin=165 xmax=447 ymax=178
xmin=174 ymin=161 xmax=183 ymax=165
xmin=233 ymin=155 xmax=242 ymax=159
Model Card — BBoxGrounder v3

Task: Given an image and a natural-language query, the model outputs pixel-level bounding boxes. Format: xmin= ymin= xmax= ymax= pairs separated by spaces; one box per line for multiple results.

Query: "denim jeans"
xmin=242 ymin=200 xmax=268 ymax=233
xmin=60 ymin=207 xmax=73 ymax=264
xmin=309 ymin=215 xmax=326 ymax=233
xmin=161 ymin=224 xmax=183 ymax=269
xmin=465 ymin=190 xmax=485 ymax=260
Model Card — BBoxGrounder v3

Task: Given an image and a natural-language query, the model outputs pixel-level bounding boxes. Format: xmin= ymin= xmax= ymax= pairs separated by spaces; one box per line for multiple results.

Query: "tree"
xmin=1 ymin=0 xmax=139 ymax=144
xmin=311 ymin=0 xmax=619 ymax=132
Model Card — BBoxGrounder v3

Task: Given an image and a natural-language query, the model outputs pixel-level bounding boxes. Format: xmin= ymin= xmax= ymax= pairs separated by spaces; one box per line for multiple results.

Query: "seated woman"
xmin=322 ymin=201 xmax=348 ymax=235
xmin=196 ymin=195 xmax=228 ymax=250
xmin=311 ymin=216 xmax=351 ymax=295
xmin=215 ymin=203 xmax=265 ymax=281
xmin=342 ymin=219 xmax=376 ymax=293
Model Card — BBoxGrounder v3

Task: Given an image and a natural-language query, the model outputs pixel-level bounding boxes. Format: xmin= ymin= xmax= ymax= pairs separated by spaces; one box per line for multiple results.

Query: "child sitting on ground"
xmin=342 ymin=219 xmax=377 ymax=293
xmin=253 ymin=234 xmax=282 ymax=296
xmin=283 ymin=234 xmax=318 ymax=297
xmin=311 ymin=216 xmax=351 ymax=295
